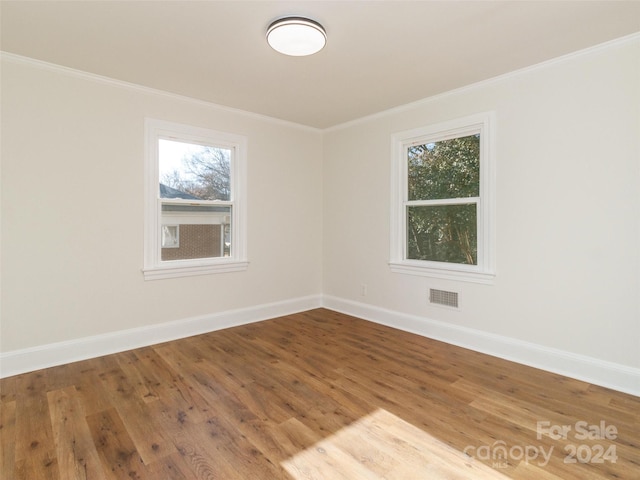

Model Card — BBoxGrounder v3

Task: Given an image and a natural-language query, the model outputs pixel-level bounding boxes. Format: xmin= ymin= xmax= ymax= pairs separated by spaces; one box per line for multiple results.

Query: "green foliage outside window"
xmin=407 ymin=134 xmax=480 ymax=264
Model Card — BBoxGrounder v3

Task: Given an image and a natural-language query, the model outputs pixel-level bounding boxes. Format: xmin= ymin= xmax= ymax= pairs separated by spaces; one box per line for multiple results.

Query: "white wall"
xmin=0 ymin=57 xmax=323 ymax=353
xmin=323 ymin=37 xmax=640 ymax=371
xmin=2 ymin=36 xmax=639 ymax=393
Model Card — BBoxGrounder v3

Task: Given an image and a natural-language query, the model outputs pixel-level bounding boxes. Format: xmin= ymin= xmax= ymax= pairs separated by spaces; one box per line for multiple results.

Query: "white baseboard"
xmin=0 ymin=295 xmax=322 ymax=378
xmin=3 ymin=293 xmax=638 ymax=397
xmin=322 ymin=295 xmax=640 ymax=397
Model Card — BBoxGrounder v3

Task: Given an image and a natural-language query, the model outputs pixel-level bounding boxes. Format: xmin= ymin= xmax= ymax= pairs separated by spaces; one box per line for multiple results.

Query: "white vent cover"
xmin=429 ymin=288 xmax=459 ymax=308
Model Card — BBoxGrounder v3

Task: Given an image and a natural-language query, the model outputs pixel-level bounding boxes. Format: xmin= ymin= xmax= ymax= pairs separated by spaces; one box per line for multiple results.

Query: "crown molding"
xmin=0 ymin=51 xmax=322 ymax=134
xmin=325 ymin=32 xmax=640 ymax=133
xmin=4 ymin=31 xmax=638 ymax=134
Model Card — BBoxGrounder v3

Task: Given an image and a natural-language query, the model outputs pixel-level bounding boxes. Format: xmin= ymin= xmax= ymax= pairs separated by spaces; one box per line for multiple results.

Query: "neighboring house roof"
xmin=160 ymin=183 xmax=229 ymax=214
xmin=160 ymin=183 xmax=201 ymax=200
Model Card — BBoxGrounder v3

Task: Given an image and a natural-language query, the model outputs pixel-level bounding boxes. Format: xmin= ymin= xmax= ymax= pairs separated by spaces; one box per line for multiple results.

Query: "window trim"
xmin=389 ymin=112 xmax=495 ymax=284
xmin=143 ymin=118 xmax=248 ymax=280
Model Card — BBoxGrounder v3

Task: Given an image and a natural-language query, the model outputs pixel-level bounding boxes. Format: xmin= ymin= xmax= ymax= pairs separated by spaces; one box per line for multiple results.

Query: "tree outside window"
xmin=407 ymin=134 xmax=479 ymax=265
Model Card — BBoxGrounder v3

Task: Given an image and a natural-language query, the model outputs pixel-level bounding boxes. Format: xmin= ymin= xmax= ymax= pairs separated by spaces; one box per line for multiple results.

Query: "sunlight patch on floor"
xmin=282 ymin=408 xmax=511 ymax=479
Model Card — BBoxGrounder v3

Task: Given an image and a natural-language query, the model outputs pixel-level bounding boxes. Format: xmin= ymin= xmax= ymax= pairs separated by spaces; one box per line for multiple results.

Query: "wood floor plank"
xmin=127 ymin=347 xmax=213 ymax=420
xmin=85 ymin=408 xmax=146 ymax=480
xmin=47 ymin=386 xmax=106 ymax=480
xmin=13 ymin=372 xmax=59 ymax=480
xmin=1 ymin=308 xmax=638 ymax=479
xmin=142 ymin=395 xmax=228 ymax=479
xmin=115 ymin=350 xmax=162 ymax=404
xmin=97 ymin=364 xmax=177 ymax=465
xmin=144 ymin=451 xmax=198 ymax=479
xmin=0 ymin=400 xmax=16 ymax=479
xmin=341 ymin=409 xmax=511 ymax=479
xmin=0 ymin=376 xmax=17 ymax=404
xmin=274 ymin=416 xmax=326 ymax=459
xmin=176 ymin=412 xmax=264 ymax=479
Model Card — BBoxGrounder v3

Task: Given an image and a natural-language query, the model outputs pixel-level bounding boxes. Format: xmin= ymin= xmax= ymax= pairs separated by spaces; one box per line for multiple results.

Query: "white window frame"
xmin=143 ymin=118 xmax=248 ymax=280
xmin=390 ymin=112 xmax=495 ymax=284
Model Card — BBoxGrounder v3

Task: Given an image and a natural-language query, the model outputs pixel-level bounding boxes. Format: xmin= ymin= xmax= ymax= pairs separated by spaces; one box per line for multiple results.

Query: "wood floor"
xmin=1 ymin=308 xmax=638 ymax=479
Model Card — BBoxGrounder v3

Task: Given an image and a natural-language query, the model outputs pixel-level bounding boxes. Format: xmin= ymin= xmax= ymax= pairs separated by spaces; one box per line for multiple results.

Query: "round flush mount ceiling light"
xmin=266 ymin=17 xmax=326 ymax=56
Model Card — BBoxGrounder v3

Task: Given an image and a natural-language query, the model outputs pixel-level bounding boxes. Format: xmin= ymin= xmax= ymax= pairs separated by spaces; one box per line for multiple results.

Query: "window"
xmin=161 ymin=225 xmax=179 ymax=248
xmin=390 ymin=113 xmax=495 ymax=283
xmin=144 ymin=119 xmax=247 ymax=280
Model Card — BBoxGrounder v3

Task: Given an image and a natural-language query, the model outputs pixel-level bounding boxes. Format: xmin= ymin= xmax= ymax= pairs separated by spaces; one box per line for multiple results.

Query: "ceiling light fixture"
xmin=266 ymin=17 xmax=326 ymax=56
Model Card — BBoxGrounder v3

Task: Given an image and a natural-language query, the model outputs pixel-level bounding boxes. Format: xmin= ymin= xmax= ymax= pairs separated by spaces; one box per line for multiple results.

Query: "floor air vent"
xmin=429 ymin=288 xmax=459 ymax=308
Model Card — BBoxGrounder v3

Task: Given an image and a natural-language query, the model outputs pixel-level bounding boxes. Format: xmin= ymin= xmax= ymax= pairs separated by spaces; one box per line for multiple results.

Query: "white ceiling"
xmin=2 ymin=1 xmax=639 ymax=129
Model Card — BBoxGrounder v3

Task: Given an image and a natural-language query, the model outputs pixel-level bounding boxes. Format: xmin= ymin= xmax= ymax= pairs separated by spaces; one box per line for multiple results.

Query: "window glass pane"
xmin=161 ymin=225 xmax=179 ymax=248
xmin=407 ymin=134 xmax=480 ymax=201
xmin=161 ymin=204 xmax=231 ymax=260
xmin=407 ymin=204 xmax=477 ymax=264
xmin=159 ymin=139 xmax=231 ymax=201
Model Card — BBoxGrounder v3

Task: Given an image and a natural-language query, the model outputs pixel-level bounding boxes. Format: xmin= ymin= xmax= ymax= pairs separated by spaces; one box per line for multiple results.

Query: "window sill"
xmin=389 ymin=261 xmax=495 ymax=285
xmin=143 ymin=260 xmax=249 ymax=280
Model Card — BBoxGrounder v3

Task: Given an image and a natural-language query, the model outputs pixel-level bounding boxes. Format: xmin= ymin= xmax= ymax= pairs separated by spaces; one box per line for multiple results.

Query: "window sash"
xmin=403 ymin=199 xmax=481 ymax=263
xmin=159 ymin=201 xmax=232 ymax=262
xmin=405 ymin=197 xmax=480 ymax=207
xmin=403 ymin=147 xmax=482 ymax=267
xmin=156 ymin=145 xmax=235 ymax=265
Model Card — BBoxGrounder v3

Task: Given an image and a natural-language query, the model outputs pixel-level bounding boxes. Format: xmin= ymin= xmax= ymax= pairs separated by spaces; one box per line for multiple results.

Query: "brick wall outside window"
xmin=161 ymin=224 xmax=222 ymax=260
